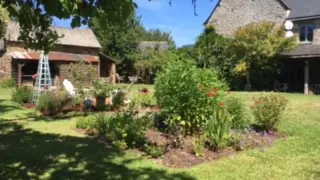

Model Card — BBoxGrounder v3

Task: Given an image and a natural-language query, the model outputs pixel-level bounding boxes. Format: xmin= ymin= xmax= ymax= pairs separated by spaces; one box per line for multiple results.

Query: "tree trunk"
xmin=245 ymin=71 xmax=252 ymax=91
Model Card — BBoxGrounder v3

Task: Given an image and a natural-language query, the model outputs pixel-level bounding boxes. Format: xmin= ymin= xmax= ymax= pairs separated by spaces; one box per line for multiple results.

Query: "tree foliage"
xmin=141 ymin=28 xmax=176 ymax=47
xmin=2 ymin=0 xmax=136 ymax=53
xmin=1 ymin=0 xmax=191 ymax=53
xmin=90 ymin=12 xmax=143 ymax=76
xmin=0 ymin=3 xmax=9 ymax=37
xmin=195 ymin=26 xmax=234 ymax=77
xmin=232 ymin=21 xmax=297 ymax=90
xmin=135 ymin=50 xmax=181 ymax=84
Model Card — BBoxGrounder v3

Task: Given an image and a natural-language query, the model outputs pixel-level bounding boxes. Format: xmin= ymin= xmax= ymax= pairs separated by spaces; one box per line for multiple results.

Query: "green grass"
xmin=1 ymin=86 xmax=320 ymax=179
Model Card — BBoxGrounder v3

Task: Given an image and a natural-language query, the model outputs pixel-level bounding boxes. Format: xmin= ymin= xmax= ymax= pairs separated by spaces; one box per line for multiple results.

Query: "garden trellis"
xmin=33 ymin=51 xmax=52 ymax=104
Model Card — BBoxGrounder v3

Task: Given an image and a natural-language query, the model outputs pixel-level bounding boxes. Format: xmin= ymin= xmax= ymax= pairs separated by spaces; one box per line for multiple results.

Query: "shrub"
xmin=36 ymin=91 xmax=71 ymax=115
xmin=206 ymin=106 xmax=232 ymax=150
xmin=111 ymin=90 xmax=126 ymax=109
xmin=94 ymin=106 xmax=149 ymax=149
xmin=12 ymin=86 xmax=33 ymax=104
xmin=76 ymin=116 xmax=96 ymax=129
xmin=155 ymin=58 xmax=228 ymax=135
xmin=144 ymin=144 xmax=166 ymax=158
xmin=137 ymin=88 xmax=153 ymax=107
xmin=192 ymin=134 xmax=206 ymax=157
xmin=225 ymin=96 xmax=250 ymax=130
xmin=251 ymin=93 xmax=288 ymax=130
xmin=0 ymin=79 xmax=16 ymax=88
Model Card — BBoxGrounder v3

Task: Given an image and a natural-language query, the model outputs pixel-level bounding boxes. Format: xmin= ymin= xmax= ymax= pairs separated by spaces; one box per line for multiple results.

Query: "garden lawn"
xmin=0 ymin=87 xmax=320 ymax=179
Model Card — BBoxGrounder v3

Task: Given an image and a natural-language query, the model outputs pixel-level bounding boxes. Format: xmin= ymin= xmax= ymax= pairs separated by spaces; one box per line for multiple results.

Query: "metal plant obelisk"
xmin=33 ymin=51 xmax=52 ymax=104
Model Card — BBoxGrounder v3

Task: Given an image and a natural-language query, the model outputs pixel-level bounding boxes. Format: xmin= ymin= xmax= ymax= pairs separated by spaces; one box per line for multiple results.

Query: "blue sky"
xmin=53 ymin=0 xmax=219 ymax=47
xmin=135 ymin=0 xmax=218 ymax=47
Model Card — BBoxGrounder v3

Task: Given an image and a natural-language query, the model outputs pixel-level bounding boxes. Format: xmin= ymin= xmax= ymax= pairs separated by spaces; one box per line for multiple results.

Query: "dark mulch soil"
xmin=161 ymin=148 xmax=235 ymax=168
xmin=24 ymin=103 xmax=36 ymax=109
xmin=77 ymin=127 xmax=285 ymax=168
xmin=151 ymin=129 xmax=285 ymax=168
xmin=145 ymin=129 xmax=169 ymax=147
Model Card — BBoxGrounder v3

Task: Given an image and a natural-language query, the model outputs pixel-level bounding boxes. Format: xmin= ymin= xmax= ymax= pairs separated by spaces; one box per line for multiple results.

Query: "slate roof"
xmin=5 ymin=21 xmax=101 ymax=48
xmin=204 ymin=0 xmax=320 ymax=24
xmin=282 ymin=0 xmax=320 ymax=20
xmin=10 ymin=51 xmax=99 ymax=62
xmin=282 ymin=44 xmax=320 ymax=57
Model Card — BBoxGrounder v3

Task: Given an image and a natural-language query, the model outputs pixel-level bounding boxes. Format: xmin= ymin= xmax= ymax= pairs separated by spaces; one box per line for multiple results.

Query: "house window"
xmin=299 ymin=24 xmax=316 ymax=43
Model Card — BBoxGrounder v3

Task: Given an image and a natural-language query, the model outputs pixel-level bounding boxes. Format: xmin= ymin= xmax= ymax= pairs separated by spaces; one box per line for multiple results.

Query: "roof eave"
xmin=203 ymin=0 xmax=221 ymax=25
xmin=287 ymin=15 xmax=320 ymax=22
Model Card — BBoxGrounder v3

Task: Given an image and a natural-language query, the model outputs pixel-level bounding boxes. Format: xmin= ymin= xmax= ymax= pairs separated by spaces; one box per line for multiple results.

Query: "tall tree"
xmin=232 ymin=21 xmax=297 ymax=90
xmin=1 ymin=0 xmax=137 ymax=53
xmin=141 ymin=28 xmax=176 ymax=48
xmin=0 ymin=3 xmax=9 ymax=37
xmin=195 ymin=26 xmax=234 ymax=78
xmin=90 ymin=12 xmax=143 ymax=76
xmin=1 ymin=0 xmax=202 ymax=53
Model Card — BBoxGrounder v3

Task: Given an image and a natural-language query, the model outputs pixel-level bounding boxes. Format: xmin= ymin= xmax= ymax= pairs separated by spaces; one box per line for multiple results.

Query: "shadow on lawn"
xmin=0 ymin=121 xmax=195 ymax=180
xmin=0 ymin=100 xmax=24 ymax=114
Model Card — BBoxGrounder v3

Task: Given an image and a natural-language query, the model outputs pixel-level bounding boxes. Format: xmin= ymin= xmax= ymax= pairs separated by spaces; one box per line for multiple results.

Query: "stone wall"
xmin=0 ymin=42 xmax=28 ymax=79
xmin=207 ymin=0 xmax=288 ymax=37
xmin=0 ymin=41 xmax=101 ymax=83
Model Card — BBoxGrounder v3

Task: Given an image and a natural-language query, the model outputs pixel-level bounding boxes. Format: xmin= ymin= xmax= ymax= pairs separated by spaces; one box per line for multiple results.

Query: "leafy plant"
xmin=94 ymin=105 xmax=149 ymax=149
xmin=0 ymin=79 xmax=16 ymax=88
xmin=0 ymin=3 xmax=9 ymax=38
xmin=36 ymin=91 xmax=71 ymax=115
xmin=206 ymin=106 xmax=232 ymax=150
xmin=135 ymin=88 xmax=153 ymax=107
xmin=155 ymin=57 xmax=228 ymax=135
xmin=192 ymin=134 xmax=206 ymax=157
xmin=232 ymin=21 xmax=297 ymax=90
xmin=144 ymin=144 xmax=166 ymax=158
xmin=225 ymin=96 xmax=250 ymax=130
xmin=68 ymin=61 xmax=97 ymax=89
xmin=12 ymin=86 xmax=33 ymax=104
xmin=76 ymin=116 xmax=96 ymax=130
xmin=113 ymin=140 xmax=128 ymax=151
xmin=111 ymin=90 xmax=126 ymax=110
xmin=251 ymin=93 xmax=288 ymax=130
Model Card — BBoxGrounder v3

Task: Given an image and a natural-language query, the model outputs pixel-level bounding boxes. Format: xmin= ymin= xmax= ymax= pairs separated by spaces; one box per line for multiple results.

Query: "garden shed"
xmin=0 ymin=21 xmax=116 ymax=87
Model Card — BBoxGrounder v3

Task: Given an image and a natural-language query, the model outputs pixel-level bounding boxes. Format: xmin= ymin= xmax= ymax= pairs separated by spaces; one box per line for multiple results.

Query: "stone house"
xmin=0 ymin=21 xmax=116 ymax=87
xmin=205 ymin=0 xmax=320 ymax=94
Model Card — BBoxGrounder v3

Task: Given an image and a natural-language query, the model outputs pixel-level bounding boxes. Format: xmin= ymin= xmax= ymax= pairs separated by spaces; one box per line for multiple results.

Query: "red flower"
xmin=208 ymin=90 xmax=213 ymax=97
xmin=139 ymin=88 xmax=149 ymax=95
xmin=213 ymin=88 xmax=219 ymax=97
xmin=220 ymin=102 xmax=225 ymax=107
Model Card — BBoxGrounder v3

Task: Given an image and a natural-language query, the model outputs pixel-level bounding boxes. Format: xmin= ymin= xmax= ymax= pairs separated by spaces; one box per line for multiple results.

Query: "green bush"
xmin=251 ymin=93 xmax=288 ymax=130
xmin=206 ymin=106 xmax=232 ymax=150
xmin=144 ymin=144 xmax=166 ymax=158
xmin=94 ymin=106 xmax=149 ymax=149
xmin=36 ymin=91 xmax=71 ymax=115
xmin=0 ymin=79 xmax=16 ymax=88
xmin=12 ymin=86 xmax=33 ymax=104
xmin=76 ymin=116 xmax=96 ymax=129
xmin=155 ymin=58 xmax=228 ymax=135
xmin=225 ymin=96 xmax=250 ymax=130
xmin=112 ymin=90 xmax=125 ymax=109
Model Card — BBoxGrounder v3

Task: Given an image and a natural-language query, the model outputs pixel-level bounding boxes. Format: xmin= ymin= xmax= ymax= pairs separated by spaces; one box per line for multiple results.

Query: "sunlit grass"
xmin=0 ymin=87 xmax=320 ymax=179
